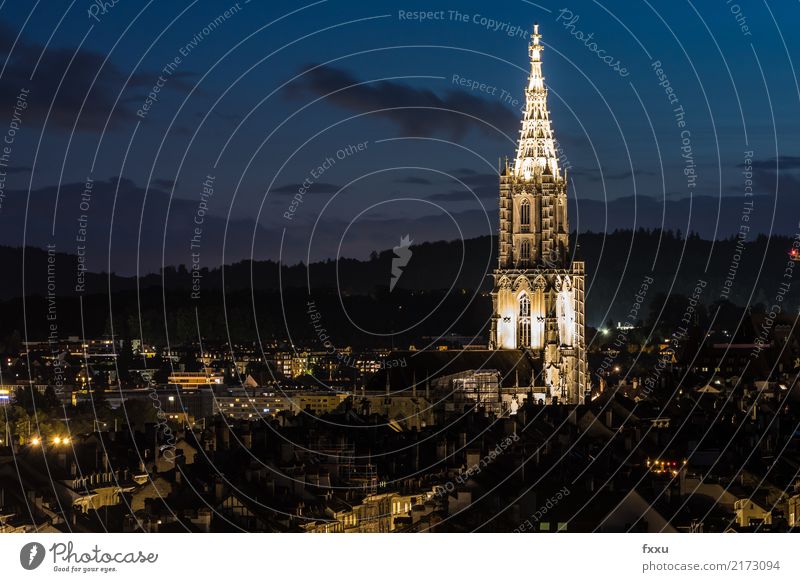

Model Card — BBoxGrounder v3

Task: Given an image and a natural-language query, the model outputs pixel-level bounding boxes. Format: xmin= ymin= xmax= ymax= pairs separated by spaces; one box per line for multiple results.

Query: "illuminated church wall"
xmin=489 ymin=24 xmax=588 ymax=404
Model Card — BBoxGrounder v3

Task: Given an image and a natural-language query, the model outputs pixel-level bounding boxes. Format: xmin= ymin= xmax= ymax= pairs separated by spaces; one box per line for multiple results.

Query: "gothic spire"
xmin=514 ymin=23 xmax=560 ymax=181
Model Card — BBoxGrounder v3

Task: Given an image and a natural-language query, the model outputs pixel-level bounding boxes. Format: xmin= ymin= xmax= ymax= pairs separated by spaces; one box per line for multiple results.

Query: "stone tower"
xmin=489 ymin=24 xmax=587 ymax=404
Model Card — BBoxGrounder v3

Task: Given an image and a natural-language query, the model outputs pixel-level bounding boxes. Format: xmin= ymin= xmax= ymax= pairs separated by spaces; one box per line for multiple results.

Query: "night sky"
xmin=0 ymin=0 xmax=798 ymax=273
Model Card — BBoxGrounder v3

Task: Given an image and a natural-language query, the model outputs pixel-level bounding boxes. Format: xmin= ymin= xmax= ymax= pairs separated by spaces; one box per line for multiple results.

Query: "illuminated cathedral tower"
xmin=489 ymin=24 xmax=587 ymax=404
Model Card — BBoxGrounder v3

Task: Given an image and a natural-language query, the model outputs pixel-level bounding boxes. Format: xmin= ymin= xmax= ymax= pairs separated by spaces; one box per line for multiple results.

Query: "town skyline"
xmin=3 ymin=4 xmax=800 ymax=572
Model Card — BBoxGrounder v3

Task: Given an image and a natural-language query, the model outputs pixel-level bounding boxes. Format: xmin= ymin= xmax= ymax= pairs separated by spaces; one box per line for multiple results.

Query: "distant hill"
xmin=2 ymin=177 xmax=798 ymax=271
xmin=1 ymin=229 xmax=796 ymax=346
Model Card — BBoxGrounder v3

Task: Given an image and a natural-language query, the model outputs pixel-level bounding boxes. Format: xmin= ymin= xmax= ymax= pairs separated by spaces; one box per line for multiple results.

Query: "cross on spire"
xmin=514 ymin=23 xmax=560 ymax=182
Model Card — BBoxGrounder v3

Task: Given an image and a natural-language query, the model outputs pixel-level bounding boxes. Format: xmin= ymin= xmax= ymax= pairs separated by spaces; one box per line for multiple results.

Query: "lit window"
xmin=519 ymin=293 xmax=530 ymax=317
xmin=518 ymin=293 xmax=531 ymax=347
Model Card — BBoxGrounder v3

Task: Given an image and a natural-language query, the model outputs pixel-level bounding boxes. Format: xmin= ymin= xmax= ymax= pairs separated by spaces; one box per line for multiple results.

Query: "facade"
xmin=167 ymin=371 xmax=224 ymax=389
xmin=212 ymin=387 xmax=289 ymax=419
xmin=489 ymin=25 xmax=588 ymax=404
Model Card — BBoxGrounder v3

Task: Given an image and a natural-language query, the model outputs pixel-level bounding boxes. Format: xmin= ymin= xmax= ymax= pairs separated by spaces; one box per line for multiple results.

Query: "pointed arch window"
xmin=519 ymin=293 xmax=530 ymax=317
xmin=520 ymin=199 xmax=531 ymax=232
xmin=518 ymin=293 xmax=531 ymax=348
xmin=520 ymin=239 xmax=531 ymax=266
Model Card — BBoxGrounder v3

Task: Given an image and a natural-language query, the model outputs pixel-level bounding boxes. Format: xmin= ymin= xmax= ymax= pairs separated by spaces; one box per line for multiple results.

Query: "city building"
xmin=167 ymin=371 xmax=224 ymax=390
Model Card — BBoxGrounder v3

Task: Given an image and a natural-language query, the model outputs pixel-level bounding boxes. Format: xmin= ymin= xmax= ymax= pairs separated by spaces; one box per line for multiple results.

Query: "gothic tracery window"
xmin=519 ymin=293 xmax=530 ymax=316
xmin=518 ymin=293 xmax=531 ymax=348
xmin=520 ymin=199 xmax=531 ymax=232
xmin=520 ymin=239 xmax=530 ymax=265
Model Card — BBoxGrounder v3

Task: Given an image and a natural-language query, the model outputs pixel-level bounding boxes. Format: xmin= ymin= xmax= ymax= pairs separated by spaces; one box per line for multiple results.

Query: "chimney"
xmin=436 ymin=440 xmax=446 ymax=460
xmin=216 ymin=419 xmax=230 ymax=450
xmin=242 ymin=429 xmax=252 ymax=450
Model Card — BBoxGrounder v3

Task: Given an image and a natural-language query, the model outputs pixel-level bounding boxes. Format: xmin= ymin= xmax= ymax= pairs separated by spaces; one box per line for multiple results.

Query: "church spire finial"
xmin=514 ymin=23 xmax=560 ymax=182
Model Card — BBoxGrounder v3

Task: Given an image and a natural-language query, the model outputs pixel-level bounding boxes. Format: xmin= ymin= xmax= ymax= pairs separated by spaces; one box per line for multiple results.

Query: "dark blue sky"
xmin=1 ymin=0 xmax=798 ymax=272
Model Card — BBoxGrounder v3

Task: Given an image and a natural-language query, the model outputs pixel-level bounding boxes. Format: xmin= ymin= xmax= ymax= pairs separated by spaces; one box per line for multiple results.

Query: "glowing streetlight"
xmin=31 ymin=437 xmax=40 ymax=446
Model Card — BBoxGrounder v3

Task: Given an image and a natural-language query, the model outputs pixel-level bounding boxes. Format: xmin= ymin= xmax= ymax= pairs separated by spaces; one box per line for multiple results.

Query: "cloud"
xmin=0 ymin=178 xmax=277 ymax=275
xmin=287 ymin=64 xmax=517 ymax=139
xmin=733 ymin=155 xmax=800 ymax=195
xmin=426 ymin=171 xmax=499 ymax=201
xmin=572 ymin=167 xmax=656 ymax=182
xmin=393 ymin=176 xmax=432 ymax=184
xmin=2 ymin=165 xmax=31 ymax=174
xmin=744 ymin=156 xmax=800 ymax=170
xmin=271 ymin=181 xmax=342 ymax=195
xmin=152 ymin=178 xmax=177 ymax=190
xmin=197 ymin=110 xmax=241 ymax=124
xmin=427 ymin=188 xmax=496 ymax=202
xmin=0 ymin=22 xmax=195 ymax=131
